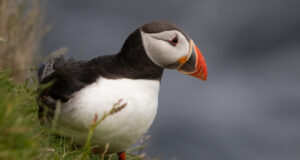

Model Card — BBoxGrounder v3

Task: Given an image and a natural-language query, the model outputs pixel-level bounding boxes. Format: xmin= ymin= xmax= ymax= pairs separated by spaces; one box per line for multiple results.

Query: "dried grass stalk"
xmin=0 ymin=0 xmax=44 ymax=81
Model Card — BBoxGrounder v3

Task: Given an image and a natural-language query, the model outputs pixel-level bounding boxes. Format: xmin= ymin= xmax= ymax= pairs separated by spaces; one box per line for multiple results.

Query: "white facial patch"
xmin=140 ymin=30 xmax=190 ymax=69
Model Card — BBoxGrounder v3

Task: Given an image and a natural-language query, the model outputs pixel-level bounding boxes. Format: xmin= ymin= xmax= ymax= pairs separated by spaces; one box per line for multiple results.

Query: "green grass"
xmin=0 ymin=70 xmax=147 ymax=160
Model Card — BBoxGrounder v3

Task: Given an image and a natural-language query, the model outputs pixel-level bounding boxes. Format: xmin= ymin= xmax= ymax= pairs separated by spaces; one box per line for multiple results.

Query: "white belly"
xmin=58 ymin=78 xmax=160 ymax=153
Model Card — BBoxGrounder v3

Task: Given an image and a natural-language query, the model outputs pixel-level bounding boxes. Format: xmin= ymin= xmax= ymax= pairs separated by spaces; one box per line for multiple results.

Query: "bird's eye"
xmin=169 ymin=35 xmax=178 ymax=46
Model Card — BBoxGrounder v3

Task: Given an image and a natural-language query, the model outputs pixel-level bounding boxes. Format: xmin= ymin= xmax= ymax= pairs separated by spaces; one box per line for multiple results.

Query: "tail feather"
xmin=37 ymin=56 xmax=71 ymax=122
xmin=38 ymin=56 xmax=75 ymax=83
xmin=38 ymin=58 xmax=55 ymax=83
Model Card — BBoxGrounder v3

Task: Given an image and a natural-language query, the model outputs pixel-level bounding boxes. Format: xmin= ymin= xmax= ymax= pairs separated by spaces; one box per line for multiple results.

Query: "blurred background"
xmin=42 ymin=0 xmax=300 ymax=159
xmin=7 ymin=0 xmax=300 ymax=159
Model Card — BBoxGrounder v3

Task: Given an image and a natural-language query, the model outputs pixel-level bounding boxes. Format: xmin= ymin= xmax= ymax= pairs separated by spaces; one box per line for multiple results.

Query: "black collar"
xmin=87 ymin=29 xmax=164 ymax=81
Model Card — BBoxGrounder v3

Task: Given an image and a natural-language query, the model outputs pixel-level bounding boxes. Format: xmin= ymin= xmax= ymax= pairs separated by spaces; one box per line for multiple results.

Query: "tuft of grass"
xmin=0 ymin=0 xmax=45 ymax=82
xmin=0 ymin=70 xmax=47 ymax=159
xmin=0 ymin=70 xmax=148 ymax=160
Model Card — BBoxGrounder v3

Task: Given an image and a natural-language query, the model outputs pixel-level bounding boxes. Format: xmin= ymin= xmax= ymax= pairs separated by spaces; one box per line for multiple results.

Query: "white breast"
xmin=58 ymin=78 xmax=160 ymax=153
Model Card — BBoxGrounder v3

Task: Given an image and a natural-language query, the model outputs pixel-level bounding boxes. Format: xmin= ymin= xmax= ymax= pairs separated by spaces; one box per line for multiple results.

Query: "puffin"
xmin=37 ymin=20 xmax=207 ymax=160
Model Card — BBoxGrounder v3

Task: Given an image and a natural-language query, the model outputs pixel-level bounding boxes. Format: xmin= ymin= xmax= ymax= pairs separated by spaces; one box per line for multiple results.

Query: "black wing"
xmin=37 ymin=57 xmax=90 ymax=121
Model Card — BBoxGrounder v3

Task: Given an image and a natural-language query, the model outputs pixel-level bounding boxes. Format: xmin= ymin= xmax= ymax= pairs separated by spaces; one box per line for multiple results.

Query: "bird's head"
xmin=140 ymin=20 xmax=207 ymax=81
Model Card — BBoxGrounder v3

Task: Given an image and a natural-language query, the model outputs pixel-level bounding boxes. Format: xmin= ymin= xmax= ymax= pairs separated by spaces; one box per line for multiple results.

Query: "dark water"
xmin=42 ymin=0 xmax=300 ymax=159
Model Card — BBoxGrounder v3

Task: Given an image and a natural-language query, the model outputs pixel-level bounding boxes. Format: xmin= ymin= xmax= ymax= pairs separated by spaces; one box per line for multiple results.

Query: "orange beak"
xmin=177 ymin=40 xmax=207 ymax=81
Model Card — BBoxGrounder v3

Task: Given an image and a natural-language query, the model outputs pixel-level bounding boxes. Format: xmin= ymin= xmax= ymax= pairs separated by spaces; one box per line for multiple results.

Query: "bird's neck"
xmin=90 ymin=29 xmax=163 ymax=80
xmin=115 ymin=29 xmax=164 ymax=80
xmin=114 ymin=53 xmax=163 ymax=80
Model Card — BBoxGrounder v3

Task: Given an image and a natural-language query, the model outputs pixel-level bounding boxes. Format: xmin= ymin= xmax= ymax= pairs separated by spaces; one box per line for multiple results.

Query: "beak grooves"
xmin=177 ymin=40 xmax=207 ymax=81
